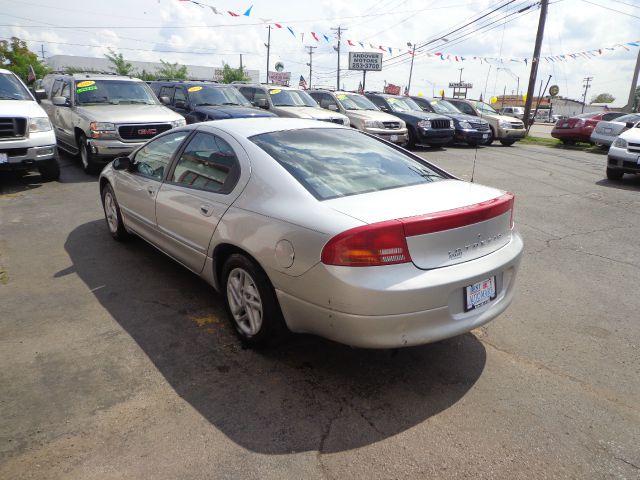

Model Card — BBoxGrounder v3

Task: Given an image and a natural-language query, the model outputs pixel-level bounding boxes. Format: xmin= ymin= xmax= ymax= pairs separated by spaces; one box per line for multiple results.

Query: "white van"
xmin=0 ymin=69 xmax=59 ymax=180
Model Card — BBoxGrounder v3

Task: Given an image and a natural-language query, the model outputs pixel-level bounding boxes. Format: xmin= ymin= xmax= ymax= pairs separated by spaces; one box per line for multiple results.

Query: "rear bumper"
xmin=590 ymin=131 xmax=615 ymax=146
xmin=276 ymin=231 xmax=523 ymax=348
xmin=551 ymin=128 xmax=591 ymax=142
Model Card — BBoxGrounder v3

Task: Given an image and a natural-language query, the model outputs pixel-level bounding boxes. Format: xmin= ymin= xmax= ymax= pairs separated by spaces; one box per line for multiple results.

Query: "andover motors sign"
xmin=348 ymin=52 xmax=383 ymax=71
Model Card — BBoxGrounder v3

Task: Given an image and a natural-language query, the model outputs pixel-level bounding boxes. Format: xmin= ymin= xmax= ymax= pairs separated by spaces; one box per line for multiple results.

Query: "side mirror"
xmin=256 ymin=98 xmax=269 ymax=109
xmin=327 ymin=104 xmax=339 ymax=112
xmin=174 ymin=100 xmax=186 ymax=109
xmin=159 ymin=96 xmax=171 ymax=105
xmin=34 ymin=89 xmax=47 ymax=101
xmin=626 ymin=122 xmax=635 ymax=129
xmin=112 ymin=156 xmax=131 ymax=171
xmin=52 ymin=96 xmax=70 ymax=107
xmin=380 ymin=106 xmax=390 ymax=112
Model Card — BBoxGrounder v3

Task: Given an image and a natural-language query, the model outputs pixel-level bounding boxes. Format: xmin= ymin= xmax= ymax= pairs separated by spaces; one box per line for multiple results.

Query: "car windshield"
xmin=251 ymin=128 xmax=444 ymax=200
xmin=188 ymin=86 xmax=251 ymax=107
xmin=337 ymin=93 xmax=379 ymax=111
xmin=473 ymin=101 xmax=498 ymax=114
xmin=430 ymin=99 xmax=461 ymax=114
xmin=269 ymin=88 xmax=317 ymax=107
xmin=387 ymin=97 xmax=421 ymax=113
xmin=0 ymin=72 xmax=32 ymax=100
xmin=615 ymin=113 xmax=640 ymax=123
xmin=75 ymin=80 xmax=158 ymax=105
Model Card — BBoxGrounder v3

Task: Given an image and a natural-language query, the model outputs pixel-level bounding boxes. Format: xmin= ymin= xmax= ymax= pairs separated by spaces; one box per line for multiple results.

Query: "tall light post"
xmin=407 ymin=42 xmax=416 ymax=95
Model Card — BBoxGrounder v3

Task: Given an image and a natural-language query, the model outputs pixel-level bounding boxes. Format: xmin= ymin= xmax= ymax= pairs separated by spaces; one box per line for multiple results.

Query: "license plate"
xmin=604 ymin=128 xmax=612 ymax=134
xmin=0 ymin=153 xmax=7 ymax=164
xmin=390 ymin=134 xmax=398 ymax=142
xmin=562 ymin=123 xmax=569 ymax=127
xmin=464 ymin=276 xmax=496 ymax=312
xmin=482 ymin=133 xmax=488 ymax=139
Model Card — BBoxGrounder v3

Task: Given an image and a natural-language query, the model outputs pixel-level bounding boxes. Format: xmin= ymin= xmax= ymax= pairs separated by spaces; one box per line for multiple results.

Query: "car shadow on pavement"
xmin=62 ymin=220 xmax=487 ymax=454
xmin=596 ymin=177 xmax=640 ymax=191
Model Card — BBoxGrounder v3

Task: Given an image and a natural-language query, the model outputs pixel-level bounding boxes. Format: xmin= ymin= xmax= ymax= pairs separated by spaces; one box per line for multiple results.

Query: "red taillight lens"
xmin=321 ymin=220 xmax=411 ymax=266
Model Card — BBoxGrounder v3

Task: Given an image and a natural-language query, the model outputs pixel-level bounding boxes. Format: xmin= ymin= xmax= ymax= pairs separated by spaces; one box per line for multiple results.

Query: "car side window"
xmin=51 ymin=79 xmax=63 ymax=98
xmin=159 ymin=86 xmax=174 ymax=102
xmin=456 ymin=102 xmax=475 ymax=115
xmin=238 ymin=87 xmax=254 ymax=102
xmin=174 ymin=87 xmax=187 ymax=104
xmin=133 ymin=131 xmax=190 ymax=181
xmin=368 ymin=96 xmax=388 ymax=110
xmin=319 ymin=93 xmax=338 ymax=110
xmin=253 ymin=88 xmax=268 ymax=104
xmin=61 ymin=82 xmax=71 ymax=100
xmin=308 ymin=92 xmax=321 ymax=103
xmin=602 ymin=112 xmax=620 ymax=121
xmin=170 ymin=132 xmax=240 ymax=194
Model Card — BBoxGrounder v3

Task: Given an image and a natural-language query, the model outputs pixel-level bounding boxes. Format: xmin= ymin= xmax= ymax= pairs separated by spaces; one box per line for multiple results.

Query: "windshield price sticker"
xmin=188 ymin=86 xmax=203 ymax=92
xmin=76 ymin=80 xmax=97 ymax=93
xmin=269 ymin=89 xmax=282 ymax=95
xmin=337 ymin=94 xmax=348 ymax=100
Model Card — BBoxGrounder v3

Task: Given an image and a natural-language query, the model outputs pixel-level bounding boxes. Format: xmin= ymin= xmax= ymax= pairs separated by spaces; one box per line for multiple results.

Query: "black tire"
xmin=222 ymin=253 xmax=287 ymax=348
xmin=606 ymin=167 xmax=624 ymax=181
xmin=38 ymin=158 xmax=60 ymax=181
xmin=79 ymin=134 xmax=99 ymax=174
xmin=500 ymin=140 xmax=516 ymax=146
xmin=560 ymin=138 xmax=576 ymax=145
xmin=483 ymin=128 xmax=494 ymax=145
xmin=101 ymin=183 xmax=130 ymax=241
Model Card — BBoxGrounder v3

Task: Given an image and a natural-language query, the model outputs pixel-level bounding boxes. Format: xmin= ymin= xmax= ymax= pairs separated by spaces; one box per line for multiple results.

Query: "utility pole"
xmin=458 ymin=68 xmax=464 ymax=83
xmin=522 ymin=0 xmax=549 ymax=128
xmin=581 ymin=76 xmax=593 ymax=113
xmin=305 ymin=46 xmax=316 ymax=90
xmin=407 ymin=42 xmax=416 ymax=95
xmin=239 ymin=54 xmax=243 ymax=71
xmin=265 ymin=25 xmax=271 ymax=84
xmin=40 ymin=44 xmax=45 ymax=61
xmin=624 ymin=48 xmax=640 ymax=112
xmin=331 ymin=26 xmax=346 ymax=90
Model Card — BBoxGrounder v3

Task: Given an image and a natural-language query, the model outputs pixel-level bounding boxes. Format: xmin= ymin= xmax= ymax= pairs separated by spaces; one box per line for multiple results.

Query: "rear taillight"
xmin=321 ymin=193 xmax=515 ymax=267
xmin=321 ymin=220 xmax=411 ymax=266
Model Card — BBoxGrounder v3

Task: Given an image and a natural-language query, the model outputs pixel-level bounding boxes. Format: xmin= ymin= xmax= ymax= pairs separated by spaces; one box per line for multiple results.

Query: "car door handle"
xmin=147 ymin=186 xmax=156 ymax=197
xmin=200 ymin=203 xmax=213 ymax=216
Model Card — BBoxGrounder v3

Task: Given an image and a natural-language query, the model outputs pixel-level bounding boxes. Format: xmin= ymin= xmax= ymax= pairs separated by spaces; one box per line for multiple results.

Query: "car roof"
xmin=150 ymin=81 xmax=226 ymax=88
xmin=46 ymin=73 xmax=142 ymax=82
xmin=0 ymin=68 xmax=15 ymax=75
xmin=195 ymin=117 xmax=345 ymax=138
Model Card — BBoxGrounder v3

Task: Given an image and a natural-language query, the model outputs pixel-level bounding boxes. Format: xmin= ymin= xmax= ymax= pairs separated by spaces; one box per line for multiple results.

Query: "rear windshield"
xmin=251 ymin=128 xmax=445 ymax=200
xmin=615 ymin=113 xmax=640 ymax=123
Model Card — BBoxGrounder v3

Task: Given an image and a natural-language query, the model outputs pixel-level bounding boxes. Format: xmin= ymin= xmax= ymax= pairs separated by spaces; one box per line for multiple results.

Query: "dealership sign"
xmin=449 ymin=82 xmax=473 ymax=88
xmin=268 ymin=71 xmax=291 ymax=86
xmin=348 ymin=52 xmax=383 ymax=71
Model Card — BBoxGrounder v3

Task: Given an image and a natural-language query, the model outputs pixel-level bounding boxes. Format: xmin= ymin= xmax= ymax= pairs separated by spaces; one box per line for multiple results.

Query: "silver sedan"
xmin=99 ymin=118 xmax=523 ymax=348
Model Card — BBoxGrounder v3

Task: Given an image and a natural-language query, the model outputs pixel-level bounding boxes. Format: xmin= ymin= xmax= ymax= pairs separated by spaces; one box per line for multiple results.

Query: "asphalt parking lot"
xmin=1 ymin=143 xmax=639 ymax=479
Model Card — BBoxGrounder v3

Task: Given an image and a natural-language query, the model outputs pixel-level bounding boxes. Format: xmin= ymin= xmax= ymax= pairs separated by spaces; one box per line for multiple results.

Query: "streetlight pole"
xmin=306 ymin=46 xmax=316 ymax=89
xmin=265 ymin=25 xmax=271 ymax=83
xmin=407 ymin=42 xmax=416 ymax=95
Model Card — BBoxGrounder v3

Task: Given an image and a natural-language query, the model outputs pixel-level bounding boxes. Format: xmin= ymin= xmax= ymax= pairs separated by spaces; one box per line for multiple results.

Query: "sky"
xmin=1 ymin=0 xmax=639 ymax=105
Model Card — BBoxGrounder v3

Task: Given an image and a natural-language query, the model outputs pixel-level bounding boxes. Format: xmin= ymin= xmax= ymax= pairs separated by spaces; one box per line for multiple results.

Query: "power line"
xmin=580 ymin=0 xmax=640 ymax=20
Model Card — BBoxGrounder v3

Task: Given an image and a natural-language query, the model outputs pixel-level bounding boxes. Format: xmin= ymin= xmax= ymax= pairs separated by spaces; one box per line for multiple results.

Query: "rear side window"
xmin=170 ymin=132 xmax=240 ymax=194
xmin=251 ymin=128 xmax=444 ymax=200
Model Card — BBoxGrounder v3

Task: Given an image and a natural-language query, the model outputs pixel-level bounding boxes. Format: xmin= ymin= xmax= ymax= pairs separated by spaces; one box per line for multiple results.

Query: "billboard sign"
xmin=268 ymin=71 xmax=291 ymax=86
xmin=348 ymin=52 xmax=383 ymax=71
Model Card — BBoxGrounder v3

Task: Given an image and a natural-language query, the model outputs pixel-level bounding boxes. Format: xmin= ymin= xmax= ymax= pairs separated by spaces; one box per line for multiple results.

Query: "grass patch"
xmin=520 ymin=136 xmax=607 ymax=154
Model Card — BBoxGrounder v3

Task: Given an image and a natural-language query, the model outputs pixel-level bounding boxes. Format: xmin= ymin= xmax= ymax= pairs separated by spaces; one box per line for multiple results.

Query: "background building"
xmin=46 ymin=55 xmax=260 ymax=82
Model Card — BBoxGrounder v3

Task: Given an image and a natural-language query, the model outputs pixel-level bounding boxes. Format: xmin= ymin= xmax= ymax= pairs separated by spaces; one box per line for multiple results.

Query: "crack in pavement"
xmin=614 ymin=456 xmax=640 ymax=470
xmin=478 ymin=336 xmax=640 ymax=415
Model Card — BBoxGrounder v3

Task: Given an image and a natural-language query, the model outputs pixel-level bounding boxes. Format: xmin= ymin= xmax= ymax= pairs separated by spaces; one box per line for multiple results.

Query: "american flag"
xmin=299 ymin=75 xmax=307 ymax=89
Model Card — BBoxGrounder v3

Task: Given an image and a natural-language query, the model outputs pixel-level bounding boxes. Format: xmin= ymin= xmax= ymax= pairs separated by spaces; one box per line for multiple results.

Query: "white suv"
xmin=0 ymin=69 xmax=59 ymax=180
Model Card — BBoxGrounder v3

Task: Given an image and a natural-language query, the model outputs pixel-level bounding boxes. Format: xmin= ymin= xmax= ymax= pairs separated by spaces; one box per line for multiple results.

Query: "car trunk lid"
xmin=324 ymin=180 xmax=514 ymax=269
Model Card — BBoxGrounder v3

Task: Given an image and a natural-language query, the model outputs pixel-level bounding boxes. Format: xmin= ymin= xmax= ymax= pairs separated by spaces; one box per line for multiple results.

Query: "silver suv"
xmin=308 ymin=90 xmax=408 ymax=145
xmin=40 ymin=73 xmax=185 ymax=173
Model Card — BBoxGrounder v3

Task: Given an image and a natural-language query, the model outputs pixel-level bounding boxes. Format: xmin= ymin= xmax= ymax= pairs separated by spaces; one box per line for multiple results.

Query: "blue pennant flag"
xmin=243 ymin=5 xmax=253 ymax=16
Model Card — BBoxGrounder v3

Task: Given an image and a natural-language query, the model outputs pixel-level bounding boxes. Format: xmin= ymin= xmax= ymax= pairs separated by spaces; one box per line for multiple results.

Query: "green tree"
xmin=64 ymin=66 xmax=101 ymax=74
xmin=590 ymin=92 xmax=615 ymax=104
xmin=0 ymin=37 xmax=49 ymax=83
xmin=135 ymin=69 xmax=157 ymax=81
xmin=220 ymin=63 xmax=249 ymax=84
xmin=155 ymin=59 xmax=188 ymax=80
xmin=104 ymin=48 xmax=133 ymax=75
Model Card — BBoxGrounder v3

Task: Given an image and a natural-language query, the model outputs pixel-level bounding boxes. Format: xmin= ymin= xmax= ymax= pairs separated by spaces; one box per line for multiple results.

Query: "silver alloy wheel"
xmin=226 ymin=267 xmax=263 ymax=336
xmin=80 ymin=141 xmax=89 ymax=169
xmin=103 ymin=191 xmax=118 ymax=233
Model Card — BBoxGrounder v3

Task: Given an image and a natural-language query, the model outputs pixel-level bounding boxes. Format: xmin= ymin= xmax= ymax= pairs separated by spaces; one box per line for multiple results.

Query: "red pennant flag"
xmin=455 ymin=56 xmax=459 ymax=62
xmin=378 ymin=45 xmax=386 ymax=52
xmin=228 ymin=10 xmax=239 ymax=16
xmin=347 ymin=39 xmax=355 ymax=47
xmin=311 ymin=32 xmax=319 ymax=42
xmin=274 ymin=23 xmax=282 ymax=28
